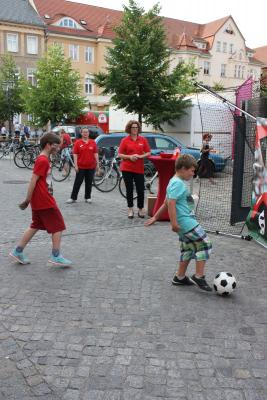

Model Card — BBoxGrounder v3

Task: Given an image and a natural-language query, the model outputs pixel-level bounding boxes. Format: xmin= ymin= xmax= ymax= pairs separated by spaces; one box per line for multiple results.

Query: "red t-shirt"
xmin=60 ymin=133 xmax=72 ymax=149
xmin=31 ymin=155 xmax=57 ymax=210
xmin=119 ymin=135 xmax=151 ymax=174
xmin=73 ymin=139 xmax=98 ymax=169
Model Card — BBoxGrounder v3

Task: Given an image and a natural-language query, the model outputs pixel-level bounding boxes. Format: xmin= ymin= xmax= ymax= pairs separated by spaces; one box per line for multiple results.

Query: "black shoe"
xmin=172 ymin=275 xmax=194 ymax=286
xmin=190 ymin=274 xmax=212 ymax=292
xmin=138 ymin=211 xmax=145 ymax=219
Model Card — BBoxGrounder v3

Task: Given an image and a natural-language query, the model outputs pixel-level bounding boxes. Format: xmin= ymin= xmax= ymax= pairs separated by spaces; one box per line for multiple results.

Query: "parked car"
xmin=52 ymin=125 xmax=104 ymax=140
xmin=95 ymin=132 xmax=227 ymax=172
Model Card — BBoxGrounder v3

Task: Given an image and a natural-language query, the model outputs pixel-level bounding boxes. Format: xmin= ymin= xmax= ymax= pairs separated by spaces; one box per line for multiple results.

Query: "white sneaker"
xmin=66 ymin=199 xmax=76 ymax=204
xmin=85 ymin=199 xmax=92 ymax=204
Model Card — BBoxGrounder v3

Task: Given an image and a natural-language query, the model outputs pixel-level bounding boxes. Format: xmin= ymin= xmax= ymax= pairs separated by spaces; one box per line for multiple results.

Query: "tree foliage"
xmin=93 ymin=0 xmax=197 ymax=129
xmin=0 ymin=54 xmax=24 ymax=125
xmin=23 ymin=44 xmax=86 ymax=126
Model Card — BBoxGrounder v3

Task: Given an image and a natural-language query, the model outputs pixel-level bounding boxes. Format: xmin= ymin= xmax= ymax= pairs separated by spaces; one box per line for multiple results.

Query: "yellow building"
xmin=33 ymin=0 xmax=263 ymax=111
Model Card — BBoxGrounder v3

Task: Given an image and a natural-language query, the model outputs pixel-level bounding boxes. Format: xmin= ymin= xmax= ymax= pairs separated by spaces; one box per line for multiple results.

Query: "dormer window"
xmin=44 ymin=14 xmax=50 ymax=19
xmin=80 ymin=20 xmax=87 ymax=25
xmin=57 ymin=18 xmax=79 ymax=29
xmin=225 ymin=25 xmax=234 ymax=35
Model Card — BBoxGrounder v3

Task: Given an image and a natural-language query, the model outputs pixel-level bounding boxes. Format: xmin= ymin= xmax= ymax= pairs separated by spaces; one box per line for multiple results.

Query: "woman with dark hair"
xmin=118 ymin=120 xmax=151 ymax=218
xmin=197 ymin=133 xmax=215 ymax=183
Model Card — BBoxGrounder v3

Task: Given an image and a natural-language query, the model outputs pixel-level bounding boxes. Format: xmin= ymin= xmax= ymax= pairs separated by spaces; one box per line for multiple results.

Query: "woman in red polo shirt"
xmin=118 ymin=120 xmax=151 ymax=218
xmin=66 ymin=127 xmax=99 ymax=204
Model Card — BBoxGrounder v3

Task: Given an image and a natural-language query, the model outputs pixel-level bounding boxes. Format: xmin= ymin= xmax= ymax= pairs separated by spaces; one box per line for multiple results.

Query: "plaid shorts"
xmin=179 ymin=224 xmax=212 ymax=262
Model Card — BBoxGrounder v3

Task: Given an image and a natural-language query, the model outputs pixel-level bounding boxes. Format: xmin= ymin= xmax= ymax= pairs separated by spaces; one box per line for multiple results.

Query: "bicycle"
xmin=93 ymin=146 xmax=121 ymax=192
xmin=118 ymin=165 xmax=158 ymax=200
xmin=51 ymin=146 xmax=74 ymax=182
xmin=93 ymin=146 xmax=158 ymax=197
xmin=0 ymin=138 xmax=20 ymax=160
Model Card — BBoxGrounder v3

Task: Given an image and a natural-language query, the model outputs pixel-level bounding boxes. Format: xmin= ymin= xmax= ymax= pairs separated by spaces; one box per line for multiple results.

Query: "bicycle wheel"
xmin=0 ymin=143 xmax=6 ymax=159
xmin=0 ymin=143 xmax=9 ymax=159
xmin=14 ymin=149 xmax=27 ymax=168
xmin=22 ymin=149 xmax=38 ymax=169
xmin=118 ymin=176 xmax=138 ymax=200
xmin=94 ymin=165 xmax=119 ymax=192
xmin=51 ymin=160 xmax=71 ymax=182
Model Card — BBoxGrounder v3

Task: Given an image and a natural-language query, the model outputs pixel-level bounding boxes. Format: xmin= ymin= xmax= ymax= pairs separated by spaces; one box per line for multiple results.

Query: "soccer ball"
xmin=213 ymin=272 xmax=237 ymax=296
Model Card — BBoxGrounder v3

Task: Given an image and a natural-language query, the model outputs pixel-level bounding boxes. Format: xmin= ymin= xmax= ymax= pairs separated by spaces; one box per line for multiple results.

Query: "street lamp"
xmin=2 ymin=80 xmax=15 ymax=136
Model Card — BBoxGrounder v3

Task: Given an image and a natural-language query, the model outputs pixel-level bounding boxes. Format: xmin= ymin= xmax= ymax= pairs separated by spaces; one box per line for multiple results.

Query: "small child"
xmin=9 ymin=132 xmax=72 ymax=267
xmin=145 ymin=154 xmax=212 ymax=291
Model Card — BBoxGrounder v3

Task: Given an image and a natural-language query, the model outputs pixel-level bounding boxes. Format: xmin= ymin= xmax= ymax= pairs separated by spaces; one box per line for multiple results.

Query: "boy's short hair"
xmin=40 ymin=132 xmax=60 ymax=149
xmin=175 ymin=154 xmax=197 ymax=171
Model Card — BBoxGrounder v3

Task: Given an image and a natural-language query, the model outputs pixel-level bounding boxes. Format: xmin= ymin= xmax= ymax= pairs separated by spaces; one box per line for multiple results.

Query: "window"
xmin=27 ymin=68 xmax=36 ymax=85
xmin=203 ymin=61 xmax=210 ymax=75
xmin=85 ymin=76 xmax=93 ymax=94
xmin=238 ymin=65 xmax=241 ymax=78
xmin=85 ymin=47 xmax=94 ymax=63
xmin=7 ymin=33 xmax=18 ymax=52
xmin=242 ymin=66 xmax=245 ymax=79
xmin=234 ymin=65 xmax=237 ymax=78
xmin=154 ymin=138 xmax=176 ymax=150
xmin=216 ymin=41 xmax=221 ymax=52
xmin=69 ymin=44 xmax=79 ymax=61
xmin=178 ymin=57 xmax=183 ymax=63
xmin=221 ymin=64 xmax=226 ymax=77
xmin=223 ymin=42 xmax=227 ymax=53
xmin=229 ymin=44 xmax=234 ymax=54
xmin=27 ymin=35 xmax=38 ymax=54
xmin=59 ymin=18 xmax=78 ymax=29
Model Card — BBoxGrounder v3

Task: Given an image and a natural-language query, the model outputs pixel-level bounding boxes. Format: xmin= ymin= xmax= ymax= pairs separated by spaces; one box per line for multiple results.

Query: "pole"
xmin=195 ymin=83 xmax=257 ymax=121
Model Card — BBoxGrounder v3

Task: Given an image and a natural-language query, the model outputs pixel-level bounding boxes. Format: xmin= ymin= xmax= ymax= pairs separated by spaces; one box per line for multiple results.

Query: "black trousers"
xmin=122 ymin=171 xmax=145 ymax=209
xmin=71 ymin=169 xmax=95 ymax=200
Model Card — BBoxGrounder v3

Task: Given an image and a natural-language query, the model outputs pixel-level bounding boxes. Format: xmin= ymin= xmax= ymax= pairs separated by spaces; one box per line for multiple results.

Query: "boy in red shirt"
xmin=9 ymin=133 xmax=72 ymax=267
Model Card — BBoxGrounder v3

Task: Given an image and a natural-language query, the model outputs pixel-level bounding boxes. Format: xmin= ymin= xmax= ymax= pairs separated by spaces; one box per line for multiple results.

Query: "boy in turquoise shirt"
xmin=145 ymin=154 xmax=212 ymax=291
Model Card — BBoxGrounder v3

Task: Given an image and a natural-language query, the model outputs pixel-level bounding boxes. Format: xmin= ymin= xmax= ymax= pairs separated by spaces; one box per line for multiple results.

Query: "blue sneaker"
xmin=9 ymin=249 xmax=30 ymax=265
xmin=47 ymin=254 xmax=72 ymax=267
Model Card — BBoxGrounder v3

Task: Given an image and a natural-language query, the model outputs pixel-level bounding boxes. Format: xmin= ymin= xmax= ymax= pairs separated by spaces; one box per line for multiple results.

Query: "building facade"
xmin=0 ymin=0 xmax=45 ymax=84
xmin=4 ymin=0 xmax=260 ymax=112
xmin=253 ymin=45 xmax=267 ymax=87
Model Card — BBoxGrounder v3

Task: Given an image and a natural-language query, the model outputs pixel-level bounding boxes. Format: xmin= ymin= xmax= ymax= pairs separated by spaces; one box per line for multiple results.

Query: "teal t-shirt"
xmin=166 ymin=176 xmax=198 ymax=235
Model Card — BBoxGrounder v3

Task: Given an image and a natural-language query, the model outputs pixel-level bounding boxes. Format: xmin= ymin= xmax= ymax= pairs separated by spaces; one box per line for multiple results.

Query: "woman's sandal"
xmin=138 ymin=211 xmax=145 ymax=219
xmin=128 ymin=211 xmax=134 ymax=219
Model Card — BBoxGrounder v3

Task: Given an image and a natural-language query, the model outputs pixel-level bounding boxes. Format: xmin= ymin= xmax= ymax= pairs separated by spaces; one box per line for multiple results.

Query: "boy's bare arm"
xmin=19 ymin=174 xmax=39 ymax=210
xmin=144 ymin=198 xmax=168 ymax=226
xmin=167 ymin=199 xmax=179 ymax=232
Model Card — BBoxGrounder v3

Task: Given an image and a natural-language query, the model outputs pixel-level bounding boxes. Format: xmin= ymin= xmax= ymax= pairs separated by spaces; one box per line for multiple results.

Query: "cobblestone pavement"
xmin=0 ymin=159 xmax=266 ymax=400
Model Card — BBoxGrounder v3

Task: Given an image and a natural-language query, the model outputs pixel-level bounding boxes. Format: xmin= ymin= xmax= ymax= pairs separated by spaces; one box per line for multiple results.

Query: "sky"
xmin=68 ymin=0 xmax=267 ymax=49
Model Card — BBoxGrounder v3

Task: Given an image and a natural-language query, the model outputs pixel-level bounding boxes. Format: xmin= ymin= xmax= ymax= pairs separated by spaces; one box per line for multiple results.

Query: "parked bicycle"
xmin=51 ymin=146 xmax=74 ymax=182
xmin=94 ymin=146 xmax=158 ymax=198
xmin=0 ymin=138 xmax=20 ymax=160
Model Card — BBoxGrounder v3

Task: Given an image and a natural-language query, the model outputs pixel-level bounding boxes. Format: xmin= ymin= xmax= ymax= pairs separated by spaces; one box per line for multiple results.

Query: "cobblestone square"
xmin=0 ymin=160 xmax=266 ymax=400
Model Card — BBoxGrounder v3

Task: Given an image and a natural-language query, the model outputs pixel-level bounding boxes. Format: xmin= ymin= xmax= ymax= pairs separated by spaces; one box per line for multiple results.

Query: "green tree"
xmin=0 ymin=54 xmax=24 ymax=130
xmin=93 ymin=0 xmax=197 ymax=129
xmin=23 ymin=44 xmax=86 ymax=126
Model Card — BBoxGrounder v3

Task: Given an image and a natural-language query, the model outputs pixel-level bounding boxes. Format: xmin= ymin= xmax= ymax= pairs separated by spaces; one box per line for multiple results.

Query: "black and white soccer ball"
xmin=213 ymin=272 xmax=237 ymax=296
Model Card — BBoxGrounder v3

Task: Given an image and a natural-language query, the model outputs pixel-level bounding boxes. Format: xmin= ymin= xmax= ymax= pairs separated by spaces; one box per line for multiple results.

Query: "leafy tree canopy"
xmin=93 ymin=0 xmax=197 ymax=129
xmin=23 ymin=44 xmax=86 ymax=126
xmin=0 ymin=54 xmax=24 ymax=125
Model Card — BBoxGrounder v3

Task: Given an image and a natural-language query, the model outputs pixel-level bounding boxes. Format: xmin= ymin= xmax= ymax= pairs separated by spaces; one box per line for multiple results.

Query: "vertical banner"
xmin=246 ymin=117 xmax=267 ymax=246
